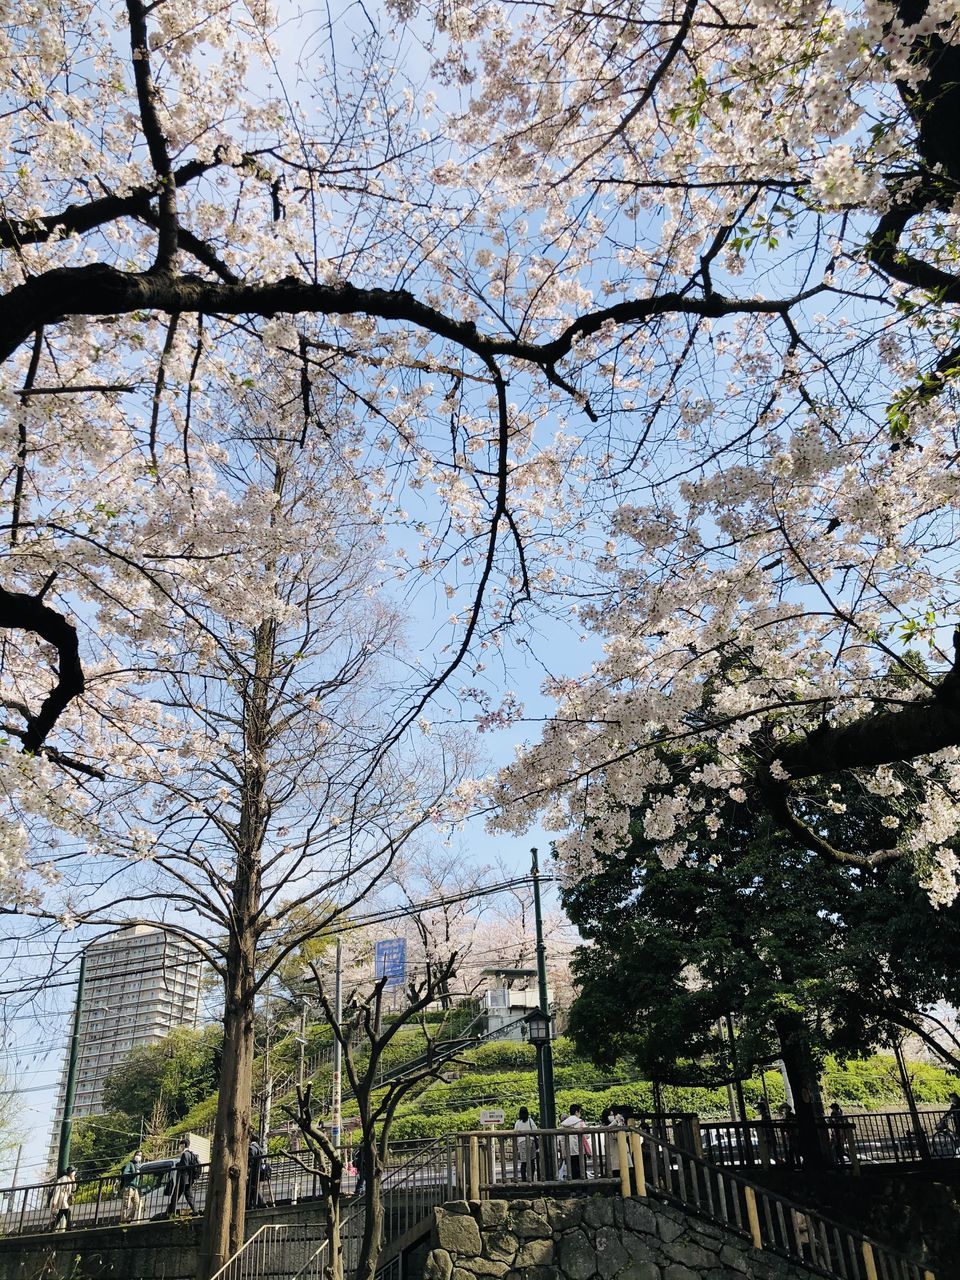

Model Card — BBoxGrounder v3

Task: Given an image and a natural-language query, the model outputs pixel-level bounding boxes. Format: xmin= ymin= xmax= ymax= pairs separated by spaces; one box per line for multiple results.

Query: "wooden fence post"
xmin=616 ymin=1131 xmax=630 ymax=1199
xmin=744 ymin=1186 xmax=762 ymax=1250
xmin=861 ymin=1241 xmax=879 ymax=1280
xmin=468 ymin=1136 xmax=480 ymax=1201
xmin=628 ymin=1131 xmax=646 ymax=1197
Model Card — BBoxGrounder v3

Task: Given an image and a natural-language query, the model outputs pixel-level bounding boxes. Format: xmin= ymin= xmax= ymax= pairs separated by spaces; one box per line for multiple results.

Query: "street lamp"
xmin=522 ymin=1007 xmax=557 ymax=1179
xmin=523 ymin=1008 xmax=551 ymax=1047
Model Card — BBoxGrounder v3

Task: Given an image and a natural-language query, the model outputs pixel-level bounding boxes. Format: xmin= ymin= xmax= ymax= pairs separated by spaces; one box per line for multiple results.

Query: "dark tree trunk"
xmin=198 ymin=924 xmax=257 ymax=1278
xmin=775 ymin=1014 xmax=828 ymax=1168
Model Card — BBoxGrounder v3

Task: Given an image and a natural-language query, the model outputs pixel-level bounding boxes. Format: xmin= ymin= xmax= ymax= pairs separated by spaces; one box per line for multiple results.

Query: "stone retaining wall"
xmin=0 ymin=1202 xmax=327 ymax=1280
xmin=422 ymin=1196 xmax=826 ymax=1280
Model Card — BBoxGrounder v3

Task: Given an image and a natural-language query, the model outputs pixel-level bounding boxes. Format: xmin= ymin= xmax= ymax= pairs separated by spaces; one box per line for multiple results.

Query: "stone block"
xmin=515 ymin=1236 xmax=554 ymax=1268
xmin=445 ymin=1200 xmax=474 ymax=1216
xmin=622 ymin=1199 xmax=657 ymax=1236
xmin=437 ymin=1209 xmax=483 ymax=1256
xmin=478 ymin=1201 xmax=508 ymax=1229
xmin=662 ymin=1266 xmax=699 ymax=1280
xmin=583 ymin=1198 xmax=615 ymax=1229
xmin=718 ymin=1243 xmax=750 ymax=1272
xmin=510 ymin=1207 xmax=552 ymax=1239
xmin=485 ymin=1229 xmax=518 ymax=1263
xmin=623 ymin=1230 xmax=657 ymax=1265
xmin=663 ymin=1238 xmax=712 ymax=1269
xmin=618 ymin=1264 xmax=661 ymax=1280
xmin=595 ymin=1224 xmax=629 ymax=1278
xmin=548 ymin=1199 xmax=584 ymax=1231
xmin=655 ymin=1213 xmax=685 ymax=1243
xmin=424 ymin=1249 xmax=454 ymax=1280
xmin=558 ymin=1228 xmax=599 ymax=1280
xmin=458 ymin=1257 xmax=509 ymax=1276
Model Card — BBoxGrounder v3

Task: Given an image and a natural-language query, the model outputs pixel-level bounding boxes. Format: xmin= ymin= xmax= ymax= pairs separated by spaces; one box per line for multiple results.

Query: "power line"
xmin=0 ymin=874 xmax=552 ymax=996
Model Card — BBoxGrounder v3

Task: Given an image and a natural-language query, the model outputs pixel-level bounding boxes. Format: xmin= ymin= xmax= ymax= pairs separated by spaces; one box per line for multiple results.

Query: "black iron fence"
xmin=697 ymin=1108 xmax=959 ymax=1171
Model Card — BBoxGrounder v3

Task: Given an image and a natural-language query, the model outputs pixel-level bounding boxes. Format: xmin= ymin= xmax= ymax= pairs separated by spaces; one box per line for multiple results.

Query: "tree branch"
xmin=0 ymin=585 xmax=84 ymax=751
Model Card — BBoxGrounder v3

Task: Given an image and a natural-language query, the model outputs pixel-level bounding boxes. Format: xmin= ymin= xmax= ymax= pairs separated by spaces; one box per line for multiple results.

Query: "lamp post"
xmin=529 ymin=846 xmax=558 ymax=1179
xmin=524 ymin=1007 xmax=557 ymax=1180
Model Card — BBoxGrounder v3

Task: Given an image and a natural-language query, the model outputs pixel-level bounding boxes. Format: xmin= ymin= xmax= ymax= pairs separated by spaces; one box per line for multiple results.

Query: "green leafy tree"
xmin=71 ymin=1112 xmax=143 ymax=1178
xmin=563 ymin=780 xmax=960 ymax=1164
xmin=101 ymin=1026 xmax=223 ymax=1126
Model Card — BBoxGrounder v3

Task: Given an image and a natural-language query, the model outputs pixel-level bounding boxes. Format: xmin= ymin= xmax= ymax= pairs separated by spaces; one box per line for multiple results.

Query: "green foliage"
xmin=169 ymin=1092 xmax=219 ymax=1136
xmin=822 ymin=1054 xmax=957 ymax=1107
xmin=562 ymin=773 xmax=960 ymax=1095
xmin=102 ymin=1025 xmax=222 ymax=1124
xmin=464 ymin=1039 xmax=536 ymax=1071
xmin=71 ymin=1112 xmax=141 ymax=1177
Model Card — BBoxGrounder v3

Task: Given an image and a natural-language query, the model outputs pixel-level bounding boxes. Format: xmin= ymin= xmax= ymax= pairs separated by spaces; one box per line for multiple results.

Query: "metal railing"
xmin=454 ymin=1126 xmax=935 ymax=1280
xmin=210 ymin=1224 xmax=327 ymax=1280
xmin=0 ymin=1163 xmax=212 ymax=1236
xmin=697 ymin=1109 xmax=960 ymax=1171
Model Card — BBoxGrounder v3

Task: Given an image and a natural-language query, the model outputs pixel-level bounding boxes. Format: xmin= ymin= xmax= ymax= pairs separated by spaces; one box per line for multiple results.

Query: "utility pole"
xmin=259 ymin=984 xmax=273 ymax=1138
xmin=531 ymin=848 xmax=557 ymax=1177
xmin=297 ymin=998 xmax=308 ymax=1091
xmin=331 ymin=938 xmax=343 ymax=1149
xmin=58 ymin=950 xmax=87 ymax=1175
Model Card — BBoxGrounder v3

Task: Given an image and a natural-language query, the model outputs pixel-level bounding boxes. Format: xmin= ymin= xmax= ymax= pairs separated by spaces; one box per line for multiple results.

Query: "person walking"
xmin=778 ymin=1103 xmax=799 ymax=1168
xmin=119 ymin=1150 xmax=144 ymax=1223
xmin=514 ymin=1106 xmax=539 ymax=1181
xmin=247 ymin=1136 xmax=265 ymax=1209
xmin=828 ymin=1103 xmax=849 ymax=1165
xmin=603 ymin=1107 xmax=628 ymax=1182
xmin=352 ymin=1140 xmax=366 ymax=1198
xmin=49 ymin=1166 xmax=77 ymax=1232
xmin=560 ymin=1103 xmax=592 ymax=1180
xmin=167 ymin=1138 xmax=200 ymax=1217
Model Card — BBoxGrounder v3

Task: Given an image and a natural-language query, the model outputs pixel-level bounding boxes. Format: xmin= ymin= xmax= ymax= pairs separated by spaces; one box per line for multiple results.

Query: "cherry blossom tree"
xmin=0 ymin=370 xmax=473 ymax=1272
xmin=5 ymin=0 xmax=960 ymax=1267
xmin=7 ymin=0 xmax=960 ymax=907
xmin=415 ymin=0 xmax=960 ymax=898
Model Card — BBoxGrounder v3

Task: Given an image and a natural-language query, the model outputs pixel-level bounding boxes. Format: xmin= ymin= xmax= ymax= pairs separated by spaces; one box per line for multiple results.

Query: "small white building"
xmin=481 ymin=968 xmax=546 ymax=1040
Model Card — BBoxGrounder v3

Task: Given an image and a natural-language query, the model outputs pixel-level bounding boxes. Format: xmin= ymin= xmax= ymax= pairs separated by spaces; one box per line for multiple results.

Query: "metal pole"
xmin=259 ymin=983 xmax=272 ymax=1138
xmin=58 ymin=950 xmax=87 ymax=1175
xmin=297 ymin=999 xmax=308 ymax=1091
xmin=331 ymin=937 xmax=343 ymax=1150
xmin=531 ymin=848 xmax=557 ymax=1178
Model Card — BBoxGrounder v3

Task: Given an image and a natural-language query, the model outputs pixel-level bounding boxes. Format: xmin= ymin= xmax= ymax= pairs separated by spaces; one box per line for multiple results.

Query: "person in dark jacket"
xmin=247 ymin=1136 xmax=265 ymax=1209
xmin=167 ymin=1138 xmax=200 ymax=1217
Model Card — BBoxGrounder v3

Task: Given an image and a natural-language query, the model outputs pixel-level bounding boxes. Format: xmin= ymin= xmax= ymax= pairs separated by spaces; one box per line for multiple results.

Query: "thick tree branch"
xmin=0 ymin=261 xmax=823 ymax=375
xmin=126 ymin=0 xmax=177 ymax=267
xmin=769 ymin=651 xmax=960 ymax=783
xmin=0 ymin=158 xmax=216 ymax=251
xmin=0 ymin=585 xmax=84 ymax=751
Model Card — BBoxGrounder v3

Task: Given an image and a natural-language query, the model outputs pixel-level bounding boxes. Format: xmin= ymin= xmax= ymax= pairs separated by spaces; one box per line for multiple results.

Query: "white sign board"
xmin=480 ymin=1109 xmax=505 ymax=1126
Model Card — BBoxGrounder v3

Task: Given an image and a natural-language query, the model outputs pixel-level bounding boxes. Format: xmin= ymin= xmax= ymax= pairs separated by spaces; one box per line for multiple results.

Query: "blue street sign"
xmin=375 ymin=938 xmax=407 ymax=988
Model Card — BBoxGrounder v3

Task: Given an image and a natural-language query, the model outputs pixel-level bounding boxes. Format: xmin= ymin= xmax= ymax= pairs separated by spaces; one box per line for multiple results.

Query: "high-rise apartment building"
xmin=48 ymin=926 xmax=202 ymax=1164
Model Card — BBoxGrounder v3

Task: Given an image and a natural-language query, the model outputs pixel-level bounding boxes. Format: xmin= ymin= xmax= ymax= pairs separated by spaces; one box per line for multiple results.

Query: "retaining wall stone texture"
xmin=422 ymin=1196 xmax=824 ymax=1280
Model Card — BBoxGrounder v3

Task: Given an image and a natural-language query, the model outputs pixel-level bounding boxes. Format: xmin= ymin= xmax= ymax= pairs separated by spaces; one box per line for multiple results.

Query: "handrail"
xmin=455 ymin=1126 xmax=934 ymax=1280
xmin=209 ymin=1224 xmax=289 ymax=1280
